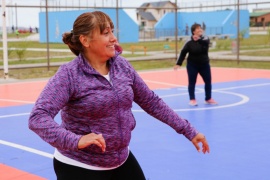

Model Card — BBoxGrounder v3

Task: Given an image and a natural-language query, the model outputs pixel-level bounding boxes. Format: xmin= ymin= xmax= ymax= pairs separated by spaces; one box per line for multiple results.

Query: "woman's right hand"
xmin=78 ymin=133 xmax=106 ymax=152
xmin=174 ymin=65 xmax=181 ymax=71
xmin=191 ymin=133 xmax=210 ymax=154
xmin=193 ymin=35 xmax=200 ymax=41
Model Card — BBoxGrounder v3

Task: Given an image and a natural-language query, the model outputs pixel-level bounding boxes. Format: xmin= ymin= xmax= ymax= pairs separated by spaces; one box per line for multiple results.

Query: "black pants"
xmin=53 ymin=151 xmax=146 ymax=180
xmin=186 ymin=62 xmax=212 ymax=101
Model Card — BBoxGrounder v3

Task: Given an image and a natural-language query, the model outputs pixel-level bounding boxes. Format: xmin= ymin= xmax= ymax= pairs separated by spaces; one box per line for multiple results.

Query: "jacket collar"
xmin=77 ymin=48 xmax=122 ymax=75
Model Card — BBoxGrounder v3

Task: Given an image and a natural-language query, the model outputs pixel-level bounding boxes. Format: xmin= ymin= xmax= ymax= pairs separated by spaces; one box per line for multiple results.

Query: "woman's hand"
xmin=192 ymin=35 xmax=200 ymax=41
xmin=173 ymin=65 xmax=181 ymax=70
xmin=191 ymin=133 xmax=210 ymax=154
xmin=78 ymin=133 xmax=106 ymax=152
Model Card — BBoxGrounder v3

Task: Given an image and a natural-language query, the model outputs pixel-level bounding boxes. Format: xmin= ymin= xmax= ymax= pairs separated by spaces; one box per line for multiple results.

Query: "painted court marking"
xmin=132 ymin=82 xmax=270 ymax=112
xmin=0 ymin=99 xmax=34 ymax=104
xmin=0 ymin=112 xmax=30 ymax=119
xmin=1 ymin=82 xmax=270 ymax=117
xmin=0 ymin=140 xmax=53 ymax=159
xmin=0 ymin=68 xmax=270 ymax=179
xmin=0 ymin=82 xmax=269 ymax=160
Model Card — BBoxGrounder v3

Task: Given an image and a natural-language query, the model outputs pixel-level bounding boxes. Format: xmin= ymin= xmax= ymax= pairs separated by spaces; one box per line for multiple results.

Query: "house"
xmin=136 ymin=1 xmax=177 ymax=30
xmin=250 ymin=8 xmax=270 ymax=28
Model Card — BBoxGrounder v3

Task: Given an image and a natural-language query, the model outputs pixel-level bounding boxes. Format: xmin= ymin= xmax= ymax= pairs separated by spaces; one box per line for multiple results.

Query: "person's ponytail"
xmin=62 ymin=32 xmax=81 ymax=56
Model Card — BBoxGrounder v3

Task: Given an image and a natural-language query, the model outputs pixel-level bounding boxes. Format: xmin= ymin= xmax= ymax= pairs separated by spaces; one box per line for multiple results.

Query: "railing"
xmin=139 ymin=27 xmax=227 ymax=41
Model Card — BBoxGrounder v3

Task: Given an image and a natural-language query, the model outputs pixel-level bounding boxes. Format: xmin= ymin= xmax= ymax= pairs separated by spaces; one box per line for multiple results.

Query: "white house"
xmin=136 ymin=1 xmax=177 ymax=30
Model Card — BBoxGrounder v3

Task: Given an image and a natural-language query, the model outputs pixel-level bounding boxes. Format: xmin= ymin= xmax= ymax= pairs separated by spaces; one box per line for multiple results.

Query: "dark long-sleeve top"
xmin=176 ymin=36 xmax=210 ymax=66
xmin=28 ymin=50 xmax=198 ymax=168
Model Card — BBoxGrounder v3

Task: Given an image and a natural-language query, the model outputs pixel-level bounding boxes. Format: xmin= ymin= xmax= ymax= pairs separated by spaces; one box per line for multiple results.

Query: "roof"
xmin=137 ymin=1 xmax=177 ymax=11
xmin=250 ymin=11 xmax=270 ymax=17
xmin=138 ymin=12 xmax=156 ymax=21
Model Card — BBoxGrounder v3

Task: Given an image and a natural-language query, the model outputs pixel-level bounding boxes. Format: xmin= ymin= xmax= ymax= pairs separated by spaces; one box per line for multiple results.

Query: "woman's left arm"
xmin=129 ymin=66 xmax=198 ymax=141
xmin=122 ymin=59 xmax=209 ymax=153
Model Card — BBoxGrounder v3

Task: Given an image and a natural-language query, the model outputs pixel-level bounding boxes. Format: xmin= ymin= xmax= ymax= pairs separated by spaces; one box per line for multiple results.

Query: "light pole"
xmin=15 ymin=2 xmax=17 ymax=29
xmin=175 ymin=0 xmax=178 ymax=59
xmin=8 ymin=0 xmax=13 ymax=29
xmin=2 ymin=0 xmax=9 ymax=79
xmin=237 ymin=0 xmax=240 ymax=64
xmin=45 ymin=0 xmax=50 ymax=70
xmin=116 ymin=0 xmax=119 ymax=41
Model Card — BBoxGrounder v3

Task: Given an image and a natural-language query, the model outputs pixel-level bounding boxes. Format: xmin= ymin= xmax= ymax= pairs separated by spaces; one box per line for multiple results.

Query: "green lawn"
xmin=2 ymin=59 xmax=270 ymax=80
xmin=0 ymin=33 xmax=270 ymax=79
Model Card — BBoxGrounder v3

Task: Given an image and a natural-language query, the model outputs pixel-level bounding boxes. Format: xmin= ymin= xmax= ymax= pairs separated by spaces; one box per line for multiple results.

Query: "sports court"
xmin=0 ymin=67 xmax=270 ymax=180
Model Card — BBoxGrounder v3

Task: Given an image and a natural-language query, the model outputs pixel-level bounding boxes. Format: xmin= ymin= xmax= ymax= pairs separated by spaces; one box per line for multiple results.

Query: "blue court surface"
xmin=0 ymin=78 xmax=270 ymax=180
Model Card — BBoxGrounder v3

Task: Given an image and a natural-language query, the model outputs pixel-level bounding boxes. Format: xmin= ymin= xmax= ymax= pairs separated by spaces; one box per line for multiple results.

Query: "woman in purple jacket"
xmin=29 ymin=11 xmax=210 ymax=180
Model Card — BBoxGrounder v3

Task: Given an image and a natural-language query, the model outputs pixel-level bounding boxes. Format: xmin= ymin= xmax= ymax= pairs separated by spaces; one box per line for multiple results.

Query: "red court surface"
xmin=0 ymin=164 xmax=46 ymax=180
xmin=138 ymin=68 xmax=270 ymax=89
xmin=1 ymin=68 xmax=269 ymax=107
xmin=0 ymin=67 xmax=270 ymax=180
xmin=0 ymin=81 xmax=47 ymax=107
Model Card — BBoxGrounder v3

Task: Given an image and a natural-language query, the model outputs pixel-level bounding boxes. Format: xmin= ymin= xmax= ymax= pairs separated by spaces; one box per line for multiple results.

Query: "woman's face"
xmin=88 ymin=23 xmax=117 ymax=61
xmin=193 ymin=26 xmax=203 ymax=36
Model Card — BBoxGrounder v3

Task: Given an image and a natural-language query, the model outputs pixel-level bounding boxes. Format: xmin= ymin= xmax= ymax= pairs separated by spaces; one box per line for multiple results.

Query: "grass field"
xmin=2 ymin=59 xmax=270 ymax=80
xmin=0 ymin=33 xmax=270 ymax=79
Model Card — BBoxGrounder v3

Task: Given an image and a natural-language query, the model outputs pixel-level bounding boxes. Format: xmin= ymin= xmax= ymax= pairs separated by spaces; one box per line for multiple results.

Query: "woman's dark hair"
xmin=191 ymin=23 xmax=201 ymax=35
xmin=62 ymin=11 xmax=114 ymax=56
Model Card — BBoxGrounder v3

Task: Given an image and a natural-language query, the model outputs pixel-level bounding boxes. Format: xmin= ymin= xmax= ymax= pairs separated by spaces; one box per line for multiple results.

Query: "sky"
xmin=1 ymin=0 xmax=270 ymax=28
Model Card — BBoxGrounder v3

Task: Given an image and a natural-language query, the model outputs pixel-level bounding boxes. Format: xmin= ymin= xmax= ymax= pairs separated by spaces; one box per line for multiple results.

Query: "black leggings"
xmin=53 ymin=151 xmax=146 ymax=180
xmin=186 ymin=62 xmax=212 ymax=100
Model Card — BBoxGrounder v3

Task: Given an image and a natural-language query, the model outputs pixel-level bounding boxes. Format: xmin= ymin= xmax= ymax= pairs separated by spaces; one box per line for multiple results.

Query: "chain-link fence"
xmin=1 ymin=0 xmax=270 ymax=78
xmin=2 ymin=0 xmax=270 ymax=39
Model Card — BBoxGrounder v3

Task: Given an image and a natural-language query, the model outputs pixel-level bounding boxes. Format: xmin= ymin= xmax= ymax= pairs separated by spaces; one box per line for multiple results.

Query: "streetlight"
xmin=116 ymin=0 xmax=119 ymax=41
xmin=2 ymin=0 xmax=9 ymax=79
xmin=15 ymin=2 xmax=17 ymax=29
xmin=174 ymin=0 xmax=178 ymax=59
xmin=237 ymin=0 xmax=240 ymax=64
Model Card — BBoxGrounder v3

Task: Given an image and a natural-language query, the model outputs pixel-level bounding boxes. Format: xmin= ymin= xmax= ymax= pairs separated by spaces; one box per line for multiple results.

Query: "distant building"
xmin=250 ymin=8 xmax=270 ymax=28
xmin=252 ymin=8 xmax=270 ymax=13
xmin=155 ymin=10 xmax=250 ymax=39
xmin=136 ymin=1 xmax=177 ymax=30
xmin=39 ymin=9 xmax=138 ymax=43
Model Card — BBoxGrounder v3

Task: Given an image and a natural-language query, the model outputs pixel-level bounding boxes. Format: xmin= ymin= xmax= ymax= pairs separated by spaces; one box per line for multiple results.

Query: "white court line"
xmin=213 ymin=82 xmax=270 ymax=91
xmin=173 ymin=90 xmax=250 ymax=111
xmin=131 ymin=82 xmax=270 ymax=112
xmin=0 ymin=99 xmax=34 ymax=104
xmin=0 ymin=82 xmax=269 ymax=159
xmin=0 ymin=113 xmax=30 ymax=119
xmin=0 ymin=79 xmax=48 ymax=86
xmin=1 ymin=72 xmax=268 ymax=105
xmin=0 ymin=139 xmax=53 ymax=158
xmin=137 ymin=68 xmax=270 ymax=74
xmin=153 ymin=82 xmax=270 ymax=98
xmin=132 ymin=90 xmax=250 ymax=112
xmin=0 ymin=69 xmax=269 ymax=158
xmin=143 ymin=79 xmax=187 ymax=88
xmin=1 ymin=82 xmax=269 ymax=118
xmin=144 ymin=80 xmax=270 ymax=91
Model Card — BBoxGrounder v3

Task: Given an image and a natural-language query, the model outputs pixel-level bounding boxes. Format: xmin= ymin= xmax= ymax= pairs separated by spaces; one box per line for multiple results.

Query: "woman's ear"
xmin=79 ymin=35 xmax=90 ymax=47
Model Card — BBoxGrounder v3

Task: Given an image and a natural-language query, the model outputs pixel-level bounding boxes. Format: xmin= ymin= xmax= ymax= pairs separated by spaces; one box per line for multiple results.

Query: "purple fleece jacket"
xmin=28 ymin=50 xmax=198 ymax=168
